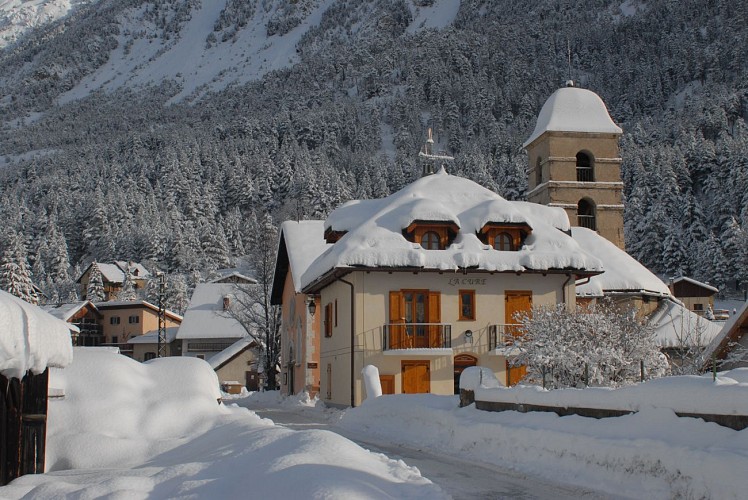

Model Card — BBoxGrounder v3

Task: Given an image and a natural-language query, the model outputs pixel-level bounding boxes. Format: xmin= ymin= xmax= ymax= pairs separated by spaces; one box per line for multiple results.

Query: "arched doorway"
xmin=453 ymin=354 xmax=478 ymax=394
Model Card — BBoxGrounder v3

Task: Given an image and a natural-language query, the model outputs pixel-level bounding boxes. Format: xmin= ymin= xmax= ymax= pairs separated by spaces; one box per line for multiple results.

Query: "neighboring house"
xmin=208 ymin=337 xmax=260 ymax=391
xmin=271 ymin=221 xmax=329 ymax=398
xmin=703 ymin=300 xmax=748 ymax=370
xmin=128 ymin=327 xmax=180 ymax=361
xmin=0 ymin=290 xmax=73 ymax=486
xmin=77 ymin=261 xmax=150 ymax=301
xmin=668 ymin=277 xmax=719 ymax=317
xmin=41 ymin=301 xmax=101 ymax=346
xmin=286 ymin=169 xmax=602 ymax=408
xmin=176 ymin=274 xmax=257 ymax=362
xmin=96 ymin=300 xmax=182 ymax=356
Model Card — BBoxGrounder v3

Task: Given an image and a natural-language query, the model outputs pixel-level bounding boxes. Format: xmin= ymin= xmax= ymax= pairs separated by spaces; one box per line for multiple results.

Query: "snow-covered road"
xmin=238 ymin=402 xmax=618 ymax=500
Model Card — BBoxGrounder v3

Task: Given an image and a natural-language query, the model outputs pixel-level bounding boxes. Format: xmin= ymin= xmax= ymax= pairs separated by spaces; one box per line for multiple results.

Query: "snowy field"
xmin=0 ymin=349 xmax=443 ymax=499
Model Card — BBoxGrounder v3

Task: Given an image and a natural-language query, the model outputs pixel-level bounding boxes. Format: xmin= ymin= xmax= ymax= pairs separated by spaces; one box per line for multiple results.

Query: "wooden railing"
xmin=577 ymin=214 xmax=596 ymax=230
xmin=383 ymin=323 xmax=452 ymax=350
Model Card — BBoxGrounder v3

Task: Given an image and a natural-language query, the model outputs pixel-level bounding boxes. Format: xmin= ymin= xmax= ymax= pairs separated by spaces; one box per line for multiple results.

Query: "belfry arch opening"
xmin=577 ymin=198 xmax=596 ymax=230
xmin=576 ymin=151 xmax=594 ymax=182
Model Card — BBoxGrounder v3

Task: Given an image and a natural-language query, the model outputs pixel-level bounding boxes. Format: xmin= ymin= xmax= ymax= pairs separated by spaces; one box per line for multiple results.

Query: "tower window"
xmin=421 ymin=231 xmax=441 ymax=250
xmin=577 ymin=199 xmax=596 ymax=230
xmin=576 ymin=152 xmax=594 ymax=182
xmin=535 ymin=157 xmax=542 ymax=187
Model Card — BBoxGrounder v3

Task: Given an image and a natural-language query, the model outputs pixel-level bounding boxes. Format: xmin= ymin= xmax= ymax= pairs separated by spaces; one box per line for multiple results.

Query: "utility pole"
xmin=157 ymin=273 xmax=167 ymax=358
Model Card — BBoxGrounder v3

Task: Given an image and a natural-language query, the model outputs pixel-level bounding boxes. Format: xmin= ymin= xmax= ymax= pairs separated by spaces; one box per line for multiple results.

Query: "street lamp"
xmin=307 ymin=297 xmax=316 ymax=316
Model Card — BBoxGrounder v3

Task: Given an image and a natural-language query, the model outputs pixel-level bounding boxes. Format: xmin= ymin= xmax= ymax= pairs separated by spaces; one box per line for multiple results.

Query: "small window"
xmin=144 ymin=352 xmax=156 ymax=361
xmin=493 ymin=232 xmax=514 ymax=251
xmin=324 ymin=303 xmax=333 ymax=337
xmin=129 ymin=315 xmax=139 ymax=324
xmin=111 ymin=335 xmax=118 ymax=344
xmin=459 ymin=290 xmax=475 ymax=320
xmin=576 ymin=152 xmax=593 ymax=182
xmin=421 ymin=231 xmax=440 ymax=250
xmin=577 ymin=199 xmax=596 ymax=230
xmin=110 ymin=316 xmax=120 ymax=325
xmin=693 ymin=304 xmax=704 ymax=311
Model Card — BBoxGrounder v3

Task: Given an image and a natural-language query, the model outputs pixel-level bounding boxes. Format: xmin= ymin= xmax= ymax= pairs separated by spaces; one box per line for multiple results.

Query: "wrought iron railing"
xmin=576 ymin=166 xmax=594 ymax=182
xmin=488 ymin=324 xmax=523 ymax=350
xmin=382 ymin=323 xmax=452 ymax=350
xmin=577 ymin=214 xmax=596 ymax=230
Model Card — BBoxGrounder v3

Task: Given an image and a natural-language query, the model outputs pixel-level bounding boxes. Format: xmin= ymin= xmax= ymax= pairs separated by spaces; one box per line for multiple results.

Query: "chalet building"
xmin=128 ymin=327 xmax=180 ymax=361
xmin=41 ymin=301 xmax=102 ymax=346
xmin=668 ymin=277 xmax=719 ymax=317
xmin=1 ymin=290 xmax=73 ymax=486
xmin=208 ymin=338 xmax=260 ymax=392
xmin=271 ymin=221 xmax=328 ymax=398
xmin=77 ymin=261 xmax=150 ymax=301
xmin=177 ymin=273 xmax=261 ymax=388
xmin=96 ymin=300 xmax=182 ymax=356
xmin=275 ymin=170 xmax=604 ymax=407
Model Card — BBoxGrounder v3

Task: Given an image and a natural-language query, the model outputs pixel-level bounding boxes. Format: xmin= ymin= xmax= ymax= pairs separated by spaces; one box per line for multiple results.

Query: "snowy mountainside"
xmin=0 ymin=0 xmax=94 ymax=49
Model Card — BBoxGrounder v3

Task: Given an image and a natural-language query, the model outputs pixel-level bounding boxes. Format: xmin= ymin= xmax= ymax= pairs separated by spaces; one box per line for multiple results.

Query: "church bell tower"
xmin=523 ymin=82 xmax=625 ymax=249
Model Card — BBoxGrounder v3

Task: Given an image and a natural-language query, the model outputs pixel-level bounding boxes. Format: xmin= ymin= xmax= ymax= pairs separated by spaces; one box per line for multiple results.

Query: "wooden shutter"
xmin=324 ymin=303 xmax=333 ymax=337
xmin=428 ymin=291 xmax=441 ymax=348
xmin=389 ymin=291 xmax=403 ymax=348
xmin=505 ymin=291 xmax=532 ymax=339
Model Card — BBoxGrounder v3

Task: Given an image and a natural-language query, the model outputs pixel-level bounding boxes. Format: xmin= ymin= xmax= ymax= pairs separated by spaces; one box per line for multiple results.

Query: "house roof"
xmin=41 ymin=300 xmax=100 ymax=322
xmin=271 ymin=220 xmax=331 ymax=304
xmin=0 ymin=290 xmax=73 ymax=379
xmin=127 ymin=327 xmax=180 ymax=344
xmin=571 ymin=227 xmax=671 ymax=297
xmin=523 ymin=86 xmax=623 ymax=148
xmin=649 ymin=298 xmax=723 ymax=348
xmin=94 ymin=300 xmax=183 ymax=322
xmin=209 ymin=271 xmax=257 ymax=284
xmin=77 ymin=261 xmax=150 ymax=284
xmin=671 ymin=276 xmax=719 ymax=294
xmin=703 ymin=300 xmax=748 ymax=365
xmin=208 ymin=337 xmax=257 ymax=370
xmin=177 ymin=283 xmax=251 ymax=340
xmin=300 ymin=169 xmax=603 ymax=292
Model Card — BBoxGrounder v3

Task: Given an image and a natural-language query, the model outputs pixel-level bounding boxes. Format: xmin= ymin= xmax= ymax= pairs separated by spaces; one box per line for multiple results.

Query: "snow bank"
xmin=474 ymin=369 xmax=748 ymax=415
xmin=340 ymin=393 xmax=748 ymax=499
xmin=459 ymin=366 xmax=502 ymax=390
xmin=0 ymin=290 xmax=72 ymax=379
xmin=2 ymin=351 xmax=444 ymax=499
xmin=362 ymin=364 xmax=382 ymax=399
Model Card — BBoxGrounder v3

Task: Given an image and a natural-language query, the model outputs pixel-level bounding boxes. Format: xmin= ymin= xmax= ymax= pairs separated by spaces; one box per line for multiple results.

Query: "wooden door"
xmin=401 ymin=361 xmax=430 ymax=394
xmin=379 ymin=375 xmax=395 ymax=395
xmin=403 ymin=290 xmax=429 ymax=348
xmin=245 ymin=370 xmax=259 ymax=392
xmin=506 ymin=361 xmax=527 ymax=386
xmin=505 ymin=291 xmax=532 ymax=340
xmin=428 ymin=291 xmax=441 ymax=348
xmin=453 ymin=354 xmax=477 ymax=394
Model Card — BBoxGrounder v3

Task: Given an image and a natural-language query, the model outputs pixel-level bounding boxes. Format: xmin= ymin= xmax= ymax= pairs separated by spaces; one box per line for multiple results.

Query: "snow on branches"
xmin=512 ymin=301 xmax=669 ymax=389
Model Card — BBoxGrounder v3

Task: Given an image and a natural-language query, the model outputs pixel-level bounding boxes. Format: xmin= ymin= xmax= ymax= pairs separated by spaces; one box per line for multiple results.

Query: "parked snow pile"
xmin=459 ymin=366 xmax=502 ymax=391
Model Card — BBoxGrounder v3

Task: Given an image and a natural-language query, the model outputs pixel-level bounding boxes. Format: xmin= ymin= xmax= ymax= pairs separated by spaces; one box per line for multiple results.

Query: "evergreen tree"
xmin=86 ymin=262 xmax=106 ymax=302
xmin=120 ymin=269 xmax=137 ymax=301
xmin=0 ymin=231 xmax=39 ymax=305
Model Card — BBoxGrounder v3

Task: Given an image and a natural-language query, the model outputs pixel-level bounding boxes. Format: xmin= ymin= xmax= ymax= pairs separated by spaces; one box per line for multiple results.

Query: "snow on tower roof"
xmin=302 ymin=169 xmax=603 ymax=291
xmin=523 ymin=87 xmax=623 ymax=148
xmin=177 ymin=283 xmax=251 ymax=340
xmin=571 ymin=227 xmax=670 ymax=297
xmin=0 ymin=290 xmax=73 ymax=379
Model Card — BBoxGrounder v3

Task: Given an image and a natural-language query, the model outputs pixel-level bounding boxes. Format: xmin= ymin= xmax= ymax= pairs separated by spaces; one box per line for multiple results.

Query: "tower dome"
xmin=523 ymin=87 xmax=622 ymax=148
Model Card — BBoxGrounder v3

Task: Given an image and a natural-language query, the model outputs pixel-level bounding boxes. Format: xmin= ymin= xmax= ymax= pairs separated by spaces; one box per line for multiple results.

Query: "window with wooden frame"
xmin=324 ymin=303 xmax=333 ymax=337
xmin=477 ymin=222 xmax=531 ymax=252
xmin=334 ymin=299 xmax=338 ymax=327
xmin=458 ymin=290 xmax=475 ymax=320
xmin=403 ymin=220 xmax=459 ymax=250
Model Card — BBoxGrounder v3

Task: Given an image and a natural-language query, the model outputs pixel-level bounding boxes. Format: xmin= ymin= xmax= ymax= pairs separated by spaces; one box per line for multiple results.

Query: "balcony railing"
xmin=577 ymin=214 xmax=596 ymax=230
xmin=488 ymin=324 xmax=524 ymax=350
xmin=576 ymin=166 xmax=594 ymax=182
xmin=383 ymin=323 xmax=452 ymax=350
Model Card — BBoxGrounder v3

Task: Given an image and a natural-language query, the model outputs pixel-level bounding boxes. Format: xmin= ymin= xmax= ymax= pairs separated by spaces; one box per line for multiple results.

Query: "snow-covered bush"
xmin=512 ymin=301 xmax=669 ymax=388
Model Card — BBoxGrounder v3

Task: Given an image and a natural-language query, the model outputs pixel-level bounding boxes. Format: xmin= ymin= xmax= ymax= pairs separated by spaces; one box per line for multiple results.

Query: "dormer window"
xmin=478 ymin=222 xmax=531 ymax=252
xmin=421 ymin=231 xmax=440 ymax=250
xmin=403 ymin=221 xmax=459 ymax=250
xmin=493 ymin=232 xmax=514 ymax=251
xmin=324 ymin=227 xmax=347 ymax=244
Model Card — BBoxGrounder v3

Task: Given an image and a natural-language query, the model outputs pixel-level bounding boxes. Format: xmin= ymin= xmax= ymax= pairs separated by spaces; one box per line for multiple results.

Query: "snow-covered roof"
xmin=208 ymin=337 xmax=257 ymax=370
xmin=671 ymin=276 xmax=719 ymax=294
xmin=114 ymin=261 xmax=151 ymax=279
xmin=703 ymin=300 xmax=748 ymax=364
xmin=177 ymin=283 xmax=251 ymax=340
xmin=78 ymin=261 xmax=150 ymax=284
xmin=649 ymin=298 xmax=723 ymax=348
xmin=523 ymin=86 xmax=623 ymax=148
xmin=302 ymin=169 xmax=603 ymax=291
xmin=572 ymin=227 xmax=670 ymax=297
xmin=209 ymin=271 xmax=257 ymax=284
xmin=0 ymin=290 xmax=73 ymax=379
xmin=127 ymin=327 xmax=180 ymax=344
xmin=41 ymin=301 xmax=99 ymax=322
xmin=280 ymin=221 xmax=332 ymax=293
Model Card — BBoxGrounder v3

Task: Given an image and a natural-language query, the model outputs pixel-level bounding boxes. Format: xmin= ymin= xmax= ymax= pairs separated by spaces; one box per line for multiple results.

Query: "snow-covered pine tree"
xmin=119 ymin=268 xmax=138 ymax=301
xmin=86 ymin=262 xmax=106 ymax=302
xmin=0 ymin=230 xmax=39 ymax=304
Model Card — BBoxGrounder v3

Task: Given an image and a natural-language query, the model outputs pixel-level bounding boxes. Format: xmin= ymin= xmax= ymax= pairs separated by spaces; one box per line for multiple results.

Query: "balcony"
xmin=577 ymin=214 xmax=596 ymax=230
xmin=487 ymin=324 xmax=524 ymax=350
xmin=383 ymin=323 xmax=452 ymax=350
